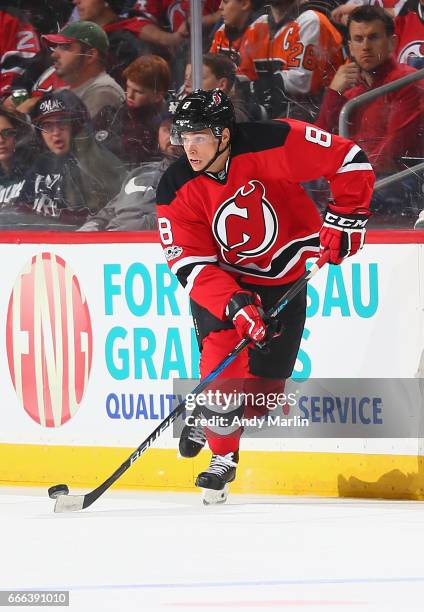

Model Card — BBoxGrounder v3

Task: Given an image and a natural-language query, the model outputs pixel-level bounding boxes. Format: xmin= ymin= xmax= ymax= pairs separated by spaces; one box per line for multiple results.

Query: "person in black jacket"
xmin=15 ymin=89 xmax=126 ymax=229
xmin=79 ymin=110 xmax=182 ymax=231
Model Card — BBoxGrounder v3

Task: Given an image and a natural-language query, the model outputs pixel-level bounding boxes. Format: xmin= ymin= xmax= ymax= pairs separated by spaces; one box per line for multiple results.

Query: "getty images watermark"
xmin=183 ymin=389 xmax=309 ymax=431
xmin=173 ymin=378 xmax=424 ymax=439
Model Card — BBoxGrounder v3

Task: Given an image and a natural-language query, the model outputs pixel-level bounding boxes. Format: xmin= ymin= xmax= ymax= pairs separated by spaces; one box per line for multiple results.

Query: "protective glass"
xmin=171 ymin=129 xmax=216 ymax=147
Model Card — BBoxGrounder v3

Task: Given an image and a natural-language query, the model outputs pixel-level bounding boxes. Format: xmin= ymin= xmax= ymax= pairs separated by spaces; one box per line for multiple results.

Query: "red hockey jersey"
xmin=0 ymin=8 xmax=40 ymax=96
xmin=156 ymin=120 xmax=374 ymax=320
xmin=395 ymin=2 xmax=424 ymax=66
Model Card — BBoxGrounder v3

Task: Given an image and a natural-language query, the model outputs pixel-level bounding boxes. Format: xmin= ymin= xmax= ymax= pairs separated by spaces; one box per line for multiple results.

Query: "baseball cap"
xmin=31 ymin=90 xmax=90 ymax=130
xmin=42 ymin=21 xmax=109 ymax=56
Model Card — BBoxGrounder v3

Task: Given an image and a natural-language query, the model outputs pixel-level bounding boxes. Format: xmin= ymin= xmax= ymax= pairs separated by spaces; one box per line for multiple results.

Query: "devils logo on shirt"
xmin=212 ymin=180 xmax=278 ymax=265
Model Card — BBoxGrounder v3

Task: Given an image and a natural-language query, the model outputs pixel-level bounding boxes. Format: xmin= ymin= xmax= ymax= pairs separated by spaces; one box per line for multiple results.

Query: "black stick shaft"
xmin=81 ymin=252 xmax=329 ymax=509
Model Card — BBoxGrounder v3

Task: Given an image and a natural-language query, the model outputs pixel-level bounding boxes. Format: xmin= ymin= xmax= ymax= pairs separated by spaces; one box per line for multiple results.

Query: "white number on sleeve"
xmin=305 ymin=126 xmax=332 ymax=148
xmin=158 ymin=217 xmax=174 ymax=245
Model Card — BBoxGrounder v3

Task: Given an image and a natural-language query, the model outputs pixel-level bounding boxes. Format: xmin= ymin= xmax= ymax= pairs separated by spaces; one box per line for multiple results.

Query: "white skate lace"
xmin=207 ymin=453 xmax=237 ymax=476
xmin=187 ymin=425 xmax=206 ymax=445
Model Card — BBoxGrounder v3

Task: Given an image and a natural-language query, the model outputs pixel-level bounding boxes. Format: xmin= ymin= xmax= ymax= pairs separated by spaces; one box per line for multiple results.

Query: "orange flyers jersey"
xmin=238 ymin=10 xmax=344 ymax=96
xmin=210 ymin=24 xmax=250 ymax=65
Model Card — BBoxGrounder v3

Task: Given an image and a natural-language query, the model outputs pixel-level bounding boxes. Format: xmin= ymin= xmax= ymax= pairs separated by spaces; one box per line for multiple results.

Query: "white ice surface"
xmin=1 ymin=487 xmax=424 ymax=611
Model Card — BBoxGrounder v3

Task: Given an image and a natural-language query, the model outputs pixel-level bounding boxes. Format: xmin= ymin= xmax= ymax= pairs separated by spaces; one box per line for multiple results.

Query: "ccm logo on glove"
xmin=320 ymin=208 xmax=369 ymax=265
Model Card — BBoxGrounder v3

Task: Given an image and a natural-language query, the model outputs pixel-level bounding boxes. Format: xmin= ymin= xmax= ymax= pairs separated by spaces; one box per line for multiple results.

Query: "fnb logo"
xmin=6 ymin=253 xmax=92 ymax=427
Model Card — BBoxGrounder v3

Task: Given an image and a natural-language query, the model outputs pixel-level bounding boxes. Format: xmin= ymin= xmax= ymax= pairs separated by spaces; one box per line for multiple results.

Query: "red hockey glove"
xmin=226 ymin=291 xmax=267 ymax=348
xmin=319 ymin=209 xmax=369 ymax=265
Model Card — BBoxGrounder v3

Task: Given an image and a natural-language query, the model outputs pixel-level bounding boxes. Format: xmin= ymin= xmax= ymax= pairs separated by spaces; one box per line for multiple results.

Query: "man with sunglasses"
xmin=156 ymin=88 xmax=375 ymax=504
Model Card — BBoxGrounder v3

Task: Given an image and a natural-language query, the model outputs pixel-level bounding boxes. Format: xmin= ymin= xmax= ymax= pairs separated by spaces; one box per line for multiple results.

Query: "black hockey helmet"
xmin=171 ymin=89 xmax=235 ymax=145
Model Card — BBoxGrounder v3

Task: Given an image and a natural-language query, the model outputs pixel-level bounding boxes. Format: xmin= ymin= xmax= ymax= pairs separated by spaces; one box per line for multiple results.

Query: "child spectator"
xmin=97 ymin=54 xmax=171 ymax=170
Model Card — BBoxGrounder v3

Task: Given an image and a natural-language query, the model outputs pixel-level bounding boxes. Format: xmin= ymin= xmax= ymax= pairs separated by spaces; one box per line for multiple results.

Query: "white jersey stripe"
xmin=336 ymin=162 xmax=373 ymax=174
xmin=219 ymin=244 xmax=320 ymax=280
xmin=171 ymin=254 xmax=217 ymax=275
xmin=340 ymin=144 xmax=362 ymax=167
xmin=186 ymin=265 xmax=206 ymax=296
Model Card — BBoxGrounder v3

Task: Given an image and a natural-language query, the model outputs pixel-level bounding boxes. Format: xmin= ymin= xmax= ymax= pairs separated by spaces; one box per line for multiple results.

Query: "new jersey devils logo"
xmin=213 ymin=180 xmax=278 ymax=265
xmin=398 ymin=41 xmax=424 ymax=67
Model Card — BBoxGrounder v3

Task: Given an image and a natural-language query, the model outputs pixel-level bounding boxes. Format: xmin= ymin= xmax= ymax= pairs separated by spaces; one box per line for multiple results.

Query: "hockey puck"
xmin=48 ymin=484 xmax=69 ymax=499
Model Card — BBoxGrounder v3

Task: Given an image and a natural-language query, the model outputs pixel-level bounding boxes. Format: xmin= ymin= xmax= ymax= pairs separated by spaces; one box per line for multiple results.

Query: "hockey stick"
xmin=52 ymin=251 xmax=329 ymax=513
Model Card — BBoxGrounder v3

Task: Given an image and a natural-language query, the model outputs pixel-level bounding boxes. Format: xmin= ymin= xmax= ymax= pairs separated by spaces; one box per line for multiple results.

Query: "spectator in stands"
xmin=0 ymin=107 xmax=35 ymax=207
xmin=167 ymin=0 xmax=221 ymax=33
xmin=332 ymin=0 xmax=406 ymax=26
xmin=130 ymin=0 xmax=189 ymax=52
xmin=1 ymin=1 xmax=73 ymax=114
xmin=98 ymin=54 xmax=170 ymax=170
xmin=41 ymin=21 xmax=125 ymax=128
xmin=210 ymin=0 xmax=265 ymax=66
xmin=204 ymin=53 xmax=252 ymax=120
xmin=178 ymin=53 xmax=259 ymax=120
xmin=19 ymin=0 xmax=74 ymax=36
xmin=71 ymin=0 xmax=145 ymax=84
xmin=78 ymin=111 xmax=182 ymax=231
xmin=0 ymin=5 xmax=40 ymax=98
xmin=395 ymin=0 xmax=424 ymax=68
xmin=15 ymin=90 xmax=125 ymax=229
xmin=236 ymin=0 xmax=344 ymax=120
xmin=316 ymin=6 xmax=423 ymax=176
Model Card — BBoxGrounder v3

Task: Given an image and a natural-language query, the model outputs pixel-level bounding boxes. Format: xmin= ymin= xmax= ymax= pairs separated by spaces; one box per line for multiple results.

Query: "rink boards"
xmin=0 ymin=230 xmax=423 ymax=499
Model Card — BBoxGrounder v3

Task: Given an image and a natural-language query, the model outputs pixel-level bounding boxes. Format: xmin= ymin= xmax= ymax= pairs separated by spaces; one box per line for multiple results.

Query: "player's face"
xmin=219 ymin=0 xmax=246 ymax=28
xmin=349 ymin=20 xmax=395 ymax=71
xmin=50 ymin=42 xmax=87 ymax=81
xmin=126 ymin=80 xmax=163 ymax=109
xmin=0 ymin=116 xmax=17 ymax=169
xmin=181 ymin=129 xmax=218 ymax=171
xmin=40 ymin=119 xmax=72 ymax=156
xmin=182 ymin=128 xmax=230 ymax=172
xmin=73 ymin=0 xmax=105 ymax=21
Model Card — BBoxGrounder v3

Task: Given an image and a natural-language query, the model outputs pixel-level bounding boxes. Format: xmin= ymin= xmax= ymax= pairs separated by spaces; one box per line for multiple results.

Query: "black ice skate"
xmin=195 ymin=451 xmax=239 ymax=505
xmin=179 ymin=422 xmax=206 ymax=458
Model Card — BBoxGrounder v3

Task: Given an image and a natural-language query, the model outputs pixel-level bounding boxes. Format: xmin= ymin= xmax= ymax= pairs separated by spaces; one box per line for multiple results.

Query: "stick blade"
xmin=54 ymin=494 xmax=85 ymax=513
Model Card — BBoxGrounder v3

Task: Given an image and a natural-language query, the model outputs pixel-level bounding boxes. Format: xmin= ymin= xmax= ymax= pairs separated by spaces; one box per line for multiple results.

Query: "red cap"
xmin=42 ymin=34 xmax=77 ymax=48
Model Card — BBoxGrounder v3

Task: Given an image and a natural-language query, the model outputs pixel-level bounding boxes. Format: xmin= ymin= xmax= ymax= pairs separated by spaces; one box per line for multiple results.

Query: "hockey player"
xmin=156 ymin=89 xmax=374 ymax=503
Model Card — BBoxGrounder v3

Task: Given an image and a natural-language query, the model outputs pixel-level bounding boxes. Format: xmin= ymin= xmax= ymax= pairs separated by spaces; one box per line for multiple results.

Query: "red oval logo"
xmin=6 ymin=253 xmax=93 ymax=427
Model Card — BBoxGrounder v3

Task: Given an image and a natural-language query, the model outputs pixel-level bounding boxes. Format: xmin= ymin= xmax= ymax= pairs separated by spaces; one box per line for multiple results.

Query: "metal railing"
xmin=190 ymin=0 xmax=203 ymax=90
xmin=338 ymin=67 xmax=424 ymax=191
